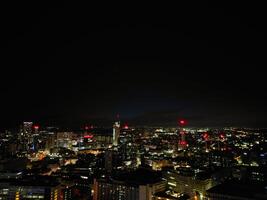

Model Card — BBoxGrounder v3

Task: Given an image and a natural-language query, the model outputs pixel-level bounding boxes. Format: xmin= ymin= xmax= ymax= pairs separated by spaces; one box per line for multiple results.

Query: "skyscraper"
xmin=178 ymin=119 xmax=187 ymax=150
xmin=23 ymin=122 xmax=33 ymax=136
xmin=105 ymin=150 xmax=113 ymax=173
xmin=113 ymin=121 xmax=120 ymax=146
xmin=19 ymin=122 xmax=33 ymax=151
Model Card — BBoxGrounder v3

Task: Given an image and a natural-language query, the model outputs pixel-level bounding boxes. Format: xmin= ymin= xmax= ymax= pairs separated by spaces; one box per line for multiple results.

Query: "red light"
xmin=33 ymin=125 xmax=39 ymax=130
xmin=124 ymin=123 xmax=129 ymax=129
xmin=178 ymin=119 xmax=187 ymax=126
xmin=84 ymin=135 xmax=93 ymax=139
xmin=203 ymin=133 xmax=209 ymax=141
xmin=180 ymin=141 xmax=187 ymax=145
xmin=85 ymin=126 xmax=89 ymax=130
xmin=220 ymin=134 xmax=225 ymax=139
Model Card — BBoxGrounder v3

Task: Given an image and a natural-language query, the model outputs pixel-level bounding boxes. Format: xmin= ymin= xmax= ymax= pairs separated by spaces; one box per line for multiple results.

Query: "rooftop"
xmin=111 ymin=168 xmax=163 ymax=185
xmin=207 ymin=180 xmax=267 ymax=199
xmin=0 ymin=176 xmax=60 ymax=187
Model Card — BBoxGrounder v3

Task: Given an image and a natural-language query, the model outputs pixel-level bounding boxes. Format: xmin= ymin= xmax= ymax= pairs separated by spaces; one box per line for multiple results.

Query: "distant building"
xmin=81 ymin=128 xmax=113 ymax=149
xmin=22 ymin=122 xmax=33 ymax=136
xmin=19 ymin=122 xmax=33 ymax=151
xmin=56 ymin=132 xmax=76 ymax=149
xmin=113 ymin=121 xmax=120 ymax=146
xmin=45 ymin=133 xmax=56 ymax=151
xmin=93 ymin=169 xmax=166 ymax=200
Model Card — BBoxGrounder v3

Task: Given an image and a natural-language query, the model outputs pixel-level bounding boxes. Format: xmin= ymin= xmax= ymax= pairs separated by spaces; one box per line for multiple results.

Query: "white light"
xmin=168 ymin=182 xmax=176 ymax=187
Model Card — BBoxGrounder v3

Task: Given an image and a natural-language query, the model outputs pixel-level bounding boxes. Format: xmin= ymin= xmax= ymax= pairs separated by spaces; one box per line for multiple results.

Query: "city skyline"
xmin=1 ymin=3 xmax=267 ymax=200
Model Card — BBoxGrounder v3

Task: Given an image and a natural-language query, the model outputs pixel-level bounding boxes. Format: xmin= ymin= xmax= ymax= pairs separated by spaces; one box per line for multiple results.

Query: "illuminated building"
xmin=22 ymin=122 xmax=33 ymax=136
xmin=163 ymin=168 xmax=215 ymax=200
xmin=178 ymin=120 xmax=187 ymax=150
xmin=93 ymin=169 xmax=166 ymax=200
xmin=79 ymin=128 xmax=113 ymax=149
xmin=113 ymin=121 xmax=120 ymax=146
xmin=56 ymin=132 xmax=76 ymax=150
xmin=0 ymin=176 xmax=61 ymax=200
xmin=19 ymin=122 xmax=33 ymax=151
xmin=62 ymin=185 xmax=73 ymax=200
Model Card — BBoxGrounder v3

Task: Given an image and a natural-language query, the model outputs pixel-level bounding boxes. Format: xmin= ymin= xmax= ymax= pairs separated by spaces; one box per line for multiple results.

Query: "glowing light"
xmin=84 ymin=135 xmax=93 ymax=139
xmin=178 ymin=119 xmax=187 ymax=126
xmin=124 ymin=124 xmax=129 ymax=129
xmin=203 ymin=133 xmax=209 ymax=140
xmin=33 ymin=125 xmax=39 ymax=130
xmin=168 ymin=182 xmax=177 ymax=187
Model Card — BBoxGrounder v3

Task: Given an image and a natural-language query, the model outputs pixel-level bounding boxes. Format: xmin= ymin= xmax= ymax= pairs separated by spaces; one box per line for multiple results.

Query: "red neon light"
xmin=33 ymin=125 xmax=39 ymax=130
xmin=84 ymin=135 xmax=93 ymax=139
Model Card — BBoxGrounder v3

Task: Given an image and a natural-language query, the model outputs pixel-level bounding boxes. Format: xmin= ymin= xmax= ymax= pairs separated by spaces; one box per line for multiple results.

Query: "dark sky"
xmin=0 ymin=2 xmax=267 ymax=128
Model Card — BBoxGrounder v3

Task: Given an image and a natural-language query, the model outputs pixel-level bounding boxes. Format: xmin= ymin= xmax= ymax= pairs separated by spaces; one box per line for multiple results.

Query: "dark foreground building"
xmin=93 ymin=168 xmax=166 ymax=200
xmin=206 ymin=180 xmax=267 ymax=200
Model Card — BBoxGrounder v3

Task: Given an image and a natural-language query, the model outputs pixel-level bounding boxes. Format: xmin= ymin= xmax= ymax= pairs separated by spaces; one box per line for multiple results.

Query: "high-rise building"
xmin=178 ymin=120 xmax=187 ymax=150
xmin=45 ymin=133 xmax=56 ymax=151
xmin=19 ymin=122 xmax=34 ymax=151
xmin=105 ymin=150 xmax=113 ymax=173
xmin=113 ymin=121 xmax=120 ymax=146
xmin=23 ymin=122 xmax=33 ymax=136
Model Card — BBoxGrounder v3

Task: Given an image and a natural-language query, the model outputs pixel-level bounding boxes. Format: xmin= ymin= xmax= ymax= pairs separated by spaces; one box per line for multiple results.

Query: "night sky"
xmin=1 ymin=2 xmax=266 ymax=129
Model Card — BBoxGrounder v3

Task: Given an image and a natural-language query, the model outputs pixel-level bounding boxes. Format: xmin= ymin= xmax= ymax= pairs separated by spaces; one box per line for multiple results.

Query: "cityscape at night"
xmin=1 ymin=2 xmax=267 ymax=200
xmin=0 ymin=122 xmax=267 ymax=199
